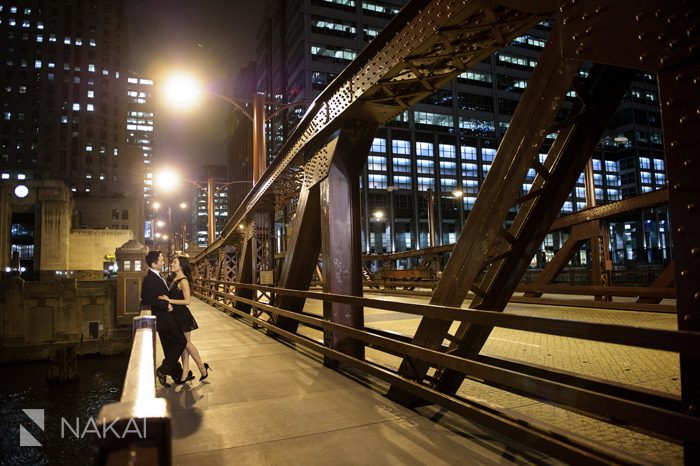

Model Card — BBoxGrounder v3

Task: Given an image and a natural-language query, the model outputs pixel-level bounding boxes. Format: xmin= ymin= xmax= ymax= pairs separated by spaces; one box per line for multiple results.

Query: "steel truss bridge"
xmin=187 ymin=1 xmax=699 ymax=463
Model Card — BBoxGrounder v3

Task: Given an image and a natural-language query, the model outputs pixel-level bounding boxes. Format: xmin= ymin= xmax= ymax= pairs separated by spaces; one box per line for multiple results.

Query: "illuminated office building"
xmin=251 ymin=0 xmax=668 ymax=266
xmin=126 ymin=75 xmax=154 ymax=208
xmin=0 ymin=0 xmax=138 ymax=198
xmin=191 ymin=165 xmax=229 ymax=247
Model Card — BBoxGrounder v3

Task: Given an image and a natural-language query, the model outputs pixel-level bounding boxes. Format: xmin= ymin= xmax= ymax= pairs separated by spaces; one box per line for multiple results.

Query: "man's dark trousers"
xmin=141 ymin=270 xmax=186 ymax=380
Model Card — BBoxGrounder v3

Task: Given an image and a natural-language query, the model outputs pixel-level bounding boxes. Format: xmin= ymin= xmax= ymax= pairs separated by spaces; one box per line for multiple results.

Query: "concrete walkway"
xmin=155 ymin=298 xmax=555 ymax=465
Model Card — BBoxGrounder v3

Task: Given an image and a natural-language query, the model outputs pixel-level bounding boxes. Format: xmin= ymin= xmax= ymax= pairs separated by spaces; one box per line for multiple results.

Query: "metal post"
xmin=253 ymin=93 xmax=267 ymax=185
xmin=584 ymin=158 xmax=596 ymax=208
xmin=167 ymin=206 xmax=172 ymax=258
xmin=207 ymin=177 xmax=215 ymax=245
xmin=427 ymin=188 xmax=435 ymax=248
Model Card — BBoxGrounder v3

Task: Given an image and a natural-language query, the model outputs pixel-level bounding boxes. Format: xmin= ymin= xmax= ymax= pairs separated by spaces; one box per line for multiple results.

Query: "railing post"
xmin=96 ymin=312 xmax=170 ymax=465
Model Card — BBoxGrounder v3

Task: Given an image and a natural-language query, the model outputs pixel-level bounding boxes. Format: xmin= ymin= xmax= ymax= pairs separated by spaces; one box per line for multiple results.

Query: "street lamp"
xmin=160 ymin=72 xmax=308 ymax=184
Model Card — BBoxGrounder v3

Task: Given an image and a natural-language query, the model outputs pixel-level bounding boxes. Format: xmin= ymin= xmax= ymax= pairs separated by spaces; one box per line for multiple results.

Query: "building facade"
xmin=191 ymin=165 xmax=229 ymax=247
xmin=251 ymin=0 xmax=668 ymax=269
xmin=126 ymin=74 xmax=155 ymax=209
xmin=0 ymin=0 xmax=137 ymax=197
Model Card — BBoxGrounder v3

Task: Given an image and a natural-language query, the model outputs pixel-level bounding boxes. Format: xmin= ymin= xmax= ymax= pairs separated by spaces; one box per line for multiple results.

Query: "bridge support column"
xmin=320 ymin=123 xmax=377 ymax=366
xmin=659 ymin=58 xmax=700 ymax=465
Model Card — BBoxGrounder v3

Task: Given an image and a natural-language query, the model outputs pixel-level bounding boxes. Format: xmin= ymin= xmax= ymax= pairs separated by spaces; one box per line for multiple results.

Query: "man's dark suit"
xmin=141 ymin=269 xmax=186 ymax=381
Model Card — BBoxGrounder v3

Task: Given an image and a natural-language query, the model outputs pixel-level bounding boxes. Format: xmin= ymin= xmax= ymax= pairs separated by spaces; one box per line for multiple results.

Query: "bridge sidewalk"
xmin=155 ymin=298 xmax=553 ymax=465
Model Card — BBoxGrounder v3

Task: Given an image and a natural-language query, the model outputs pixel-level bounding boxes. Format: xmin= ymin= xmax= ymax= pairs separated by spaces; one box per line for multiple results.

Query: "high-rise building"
xmin=126 ymin=75 xmax=155 ymax=209
xmin=251 ymin=0 xmax=668 ymax=267
xmin=0 ymin=0 xmax=138 ymax=198
xmin=191 ymin=165 xmax=229 ymax=247
xmin=226 ymin=62 xmax=256 ymax=215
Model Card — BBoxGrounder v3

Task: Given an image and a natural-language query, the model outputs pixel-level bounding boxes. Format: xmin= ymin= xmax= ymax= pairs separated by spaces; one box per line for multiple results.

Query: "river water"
xmin=0 ymin=353 xmax=129 ymax=466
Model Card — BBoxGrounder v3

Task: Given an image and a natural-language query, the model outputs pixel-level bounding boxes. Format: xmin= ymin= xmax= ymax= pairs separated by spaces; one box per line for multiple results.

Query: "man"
xmin=141 ymin=251 xmax=186 ymax=387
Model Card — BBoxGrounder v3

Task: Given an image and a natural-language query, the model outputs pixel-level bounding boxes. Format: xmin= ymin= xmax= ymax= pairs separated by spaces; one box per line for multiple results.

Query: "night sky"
xmin=124 ymin=0 xmax=264 ymax=186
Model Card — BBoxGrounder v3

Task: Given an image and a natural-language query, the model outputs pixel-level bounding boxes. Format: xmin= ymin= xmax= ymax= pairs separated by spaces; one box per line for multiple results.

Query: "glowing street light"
xmin=162 ymin=73 xmax=201 ymax=110
xmin=155 ymin=168 xmax=180 ymax=193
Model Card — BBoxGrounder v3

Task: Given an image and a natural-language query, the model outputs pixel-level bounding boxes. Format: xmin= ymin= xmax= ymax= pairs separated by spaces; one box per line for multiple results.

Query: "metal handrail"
xmin=193 ymin=279 xmax=700 ymax=465
xmin=96 ymin=311 xmax=171 ymax=466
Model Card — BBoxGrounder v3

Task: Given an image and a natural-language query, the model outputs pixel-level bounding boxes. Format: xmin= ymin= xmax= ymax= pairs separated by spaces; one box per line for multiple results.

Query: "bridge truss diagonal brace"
xmin=523 ymin=220 xmax=603 ymax=298
xmin=434 ymin=65 xmax=635 ymax=396
xmin=233 ymin=238 xmax=254 ymax=314
xmin=320 ymin=121 xmax=379 ymax=365
xmin=387 ymin=22 xmax=580 ymax=405
xmin=272 ymin=180 xmax=322 ymax=333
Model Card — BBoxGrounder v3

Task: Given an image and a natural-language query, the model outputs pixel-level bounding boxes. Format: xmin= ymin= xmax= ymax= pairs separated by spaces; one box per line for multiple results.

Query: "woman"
xmin=158 ymin=256 xmax=211 ymax=383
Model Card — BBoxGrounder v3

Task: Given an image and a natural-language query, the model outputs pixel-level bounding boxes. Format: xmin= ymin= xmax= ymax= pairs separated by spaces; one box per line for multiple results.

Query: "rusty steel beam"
xmin=659 ymin=58 xmax=700 ymax=465
xmin=433 ymin=65 xmax=635 ymax=396
xmin=550 ymin=187 xmax=669 ymax=231
xmin=233 ymin=238 xmax=253 ymax=314
xmin=320 ymin=122 xmax=378 ymax=364
xmin=388 ymin=22 xmax=583 ymax=404
xmin=523 ymin=221 xmax=602 ymax=298
xmin=194 ymin=0 xmax=555 ymax=261
xmin=636 ymin=262 xmax=675 ymax=304
xmin=272 ymin=181 xmax=322 ymax=332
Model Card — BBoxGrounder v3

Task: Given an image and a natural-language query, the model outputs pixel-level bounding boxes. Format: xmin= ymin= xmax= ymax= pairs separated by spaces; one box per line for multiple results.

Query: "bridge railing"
xmin=95 ymin=311 xmax=171 ymax=466
xmin=193 ymin=278 xmax=699 ymax=466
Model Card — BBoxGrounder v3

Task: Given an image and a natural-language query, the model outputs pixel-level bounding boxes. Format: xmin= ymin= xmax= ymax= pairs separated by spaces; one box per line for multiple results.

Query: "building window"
xmin=367 ymin=174 xmax=387 ymax=189
xmin=392 ymin=140 xmax=410 ymax=155
xmin=417 ymin=177 xmax=435 ymax=191
xmin=393 ymin=175 xmax=412 ymax=189
xmin=370 ymin=137 xmax=386 ymax=153
xmin=392 ymin=158 xmax=411 ymax=173
xmin=416 ymin=141 xmax=433 ymax=157
xmin=367 ymin=156 xmax=387 ymax=171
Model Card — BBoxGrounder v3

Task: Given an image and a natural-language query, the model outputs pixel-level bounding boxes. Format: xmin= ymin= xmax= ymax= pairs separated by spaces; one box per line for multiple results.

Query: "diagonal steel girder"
xmin=387 ymin=21 xmax=635 ymax=402
xmin=194 ymin=0 xmax=556 ymax=263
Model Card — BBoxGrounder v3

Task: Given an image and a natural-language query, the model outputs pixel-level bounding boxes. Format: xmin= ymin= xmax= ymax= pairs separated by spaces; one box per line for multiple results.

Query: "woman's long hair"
xmin=176 ymin=256 xmax=193 ymax=284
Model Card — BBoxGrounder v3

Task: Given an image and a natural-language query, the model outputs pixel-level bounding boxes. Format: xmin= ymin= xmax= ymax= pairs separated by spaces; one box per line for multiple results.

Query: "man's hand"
xmin=168 ymin=303 xmax=173 ymax=312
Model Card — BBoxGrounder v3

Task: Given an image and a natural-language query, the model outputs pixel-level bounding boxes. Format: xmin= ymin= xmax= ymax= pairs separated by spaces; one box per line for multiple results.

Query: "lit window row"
xmin=310 ymin=45 xmax=357 ymax=62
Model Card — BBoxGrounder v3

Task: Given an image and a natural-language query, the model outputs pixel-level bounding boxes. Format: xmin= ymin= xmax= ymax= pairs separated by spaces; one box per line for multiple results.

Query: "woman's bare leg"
xmin=185 ymin=336 xmax=205 ymax=375
xmin=180 ymin=332 xmax=191 ymax=380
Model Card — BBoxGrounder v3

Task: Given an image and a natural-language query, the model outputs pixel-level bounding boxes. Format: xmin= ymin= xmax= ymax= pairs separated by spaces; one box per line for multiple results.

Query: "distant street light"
xmin=155 ymin=168 xmax=253 ymax=245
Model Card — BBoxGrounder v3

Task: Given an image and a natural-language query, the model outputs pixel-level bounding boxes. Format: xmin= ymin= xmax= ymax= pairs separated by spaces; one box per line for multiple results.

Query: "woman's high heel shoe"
xmin=175 ymin=370 xmax=194 ymax=384
xmin=199 ymin=363 xmax=211 ymax=382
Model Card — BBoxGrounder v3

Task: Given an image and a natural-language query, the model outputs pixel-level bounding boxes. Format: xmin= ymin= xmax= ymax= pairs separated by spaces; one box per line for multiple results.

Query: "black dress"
xmin=169 ymin=278 xmax=199 ymax=332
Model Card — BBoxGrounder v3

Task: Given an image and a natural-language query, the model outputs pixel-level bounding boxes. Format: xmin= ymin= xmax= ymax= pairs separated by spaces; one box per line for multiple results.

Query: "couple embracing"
xmin=141 ymin=251 xmax=211 ymax=387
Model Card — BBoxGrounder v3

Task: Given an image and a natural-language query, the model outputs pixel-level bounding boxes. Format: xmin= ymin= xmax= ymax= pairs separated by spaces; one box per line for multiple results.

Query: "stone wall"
xmin=69 ymin=229 xmax=133 ymax=271
xmin=0 ymin=277 xmax=130 ymax=362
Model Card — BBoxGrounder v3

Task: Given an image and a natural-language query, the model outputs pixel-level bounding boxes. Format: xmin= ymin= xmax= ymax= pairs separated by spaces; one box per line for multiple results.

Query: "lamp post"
xmin=161 ymin=73 xmax=308 ymax=184
xmin=156 ymin=169 xmax=254 ymax=245
xmin=152 ymin=198 xmax=189 ymax=255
